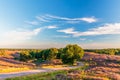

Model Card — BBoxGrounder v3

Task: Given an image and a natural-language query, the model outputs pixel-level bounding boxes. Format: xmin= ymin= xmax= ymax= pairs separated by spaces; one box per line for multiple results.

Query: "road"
xmin=0 ymin=64 xmax=83 ymax=80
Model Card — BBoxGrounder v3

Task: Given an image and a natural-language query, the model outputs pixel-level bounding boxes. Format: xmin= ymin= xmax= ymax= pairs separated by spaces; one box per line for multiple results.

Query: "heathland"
xmin=0 ymin=44 xmax=120 ymax=80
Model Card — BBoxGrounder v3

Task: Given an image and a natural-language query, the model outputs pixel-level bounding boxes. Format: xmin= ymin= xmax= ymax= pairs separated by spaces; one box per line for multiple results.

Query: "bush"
xmin=61 ymin=44 xmax=84 ymax=64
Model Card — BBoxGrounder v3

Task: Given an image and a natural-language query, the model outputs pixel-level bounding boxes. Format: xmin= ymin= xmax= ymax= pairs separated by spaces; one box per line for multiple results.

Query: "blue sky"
xmin=0 ymin=0 xmax=120 ymax=49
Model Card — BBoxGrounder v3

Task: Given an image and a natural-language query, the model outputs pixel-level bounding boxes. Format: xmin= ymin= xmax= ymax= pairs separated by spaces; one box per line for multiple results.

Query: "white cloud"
xmin=54 ymin=35 xmax=70 ymax=38
xmin=25 ymin=21 xmax=39 ymax=25
xmin=46 ymin=14 xmax=97 ymax=23
xmin=2 ymin=25 xmax=58 ymax=42
xmin=80 ymin=17 xmax=97 ymax=23
xmin=57 ymin=23 xmax=120 ymax=37
xmin=57 ymin=28 xmax=78 ymax=34
xmin=47 ymin=25 xmax=58 ymax=29
xmin=36 ymin=16 xmax=49 ymax=22
xmin=36 ymin=14 xmax=98 ymax=24
xmin=3 ymin=28 xmax=42 ymax=41
xmin=75 ymin=23 xmax=120 ymax=37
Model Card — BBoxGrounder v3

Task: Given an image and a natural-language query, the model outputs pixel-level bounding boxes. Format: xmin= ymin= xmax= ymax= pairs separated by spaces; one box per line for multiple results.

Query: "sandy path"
xmin=0 ymin=65 xmax=83 ymax=80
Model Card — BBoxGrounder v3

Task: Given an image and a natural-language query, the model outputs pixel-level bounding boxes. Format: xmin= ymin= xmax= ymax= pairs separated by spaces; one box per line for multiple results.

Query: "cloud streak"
xmin=46 ymin=25 xmax=58 ymax=29
xmin=57 ymin=23 xmax=120 ymax=37
xmin=3 ymin=28 xmax=42 ymax=41
xmin=36 ymin=14 xmax=97 ymax=24
xmin=57 ymin=28 xmax=78 ymax=34
xmin=54 ymin=35 xmax=70 ymax=38
xmin=2 ymin=25 xmax=58 ymax=42
xmin=46 ymin=14 xmax=97 ymax=23
xmin=25 ymin=21 xmax=39 ymax=25
xmin=36 ymin=16 xmax=49 ymax=22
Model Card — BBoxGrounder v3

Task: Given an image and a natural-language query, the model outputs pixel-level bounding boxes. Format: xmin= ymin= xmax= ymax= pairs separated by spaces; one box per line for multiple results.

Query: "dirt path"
xmin=0 ymin=64 xmax=83 ymax=80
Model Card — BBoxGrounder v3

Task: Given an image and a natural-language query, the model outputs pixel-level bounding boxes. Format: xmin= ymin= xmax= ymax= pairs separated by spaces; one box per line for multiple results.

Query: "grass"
xmin=0 ymin=67 xmax=30 ymax=73
xmin=5 ymin=63 xmax=110 ymax=80
xmin=6 ymin=70 xmax=68 ymax=80
xmin=40 ymin=64 xmax=68 ymax=68
xmin=5 ymin=64 xmax=87 ymax=80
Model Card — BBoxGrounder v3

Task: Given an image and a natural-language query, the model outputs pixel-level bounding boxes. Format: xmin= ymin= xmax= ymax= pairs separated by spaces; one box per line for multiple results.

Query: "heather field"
xmin=4 ymin=52 xmax=120 ymax=80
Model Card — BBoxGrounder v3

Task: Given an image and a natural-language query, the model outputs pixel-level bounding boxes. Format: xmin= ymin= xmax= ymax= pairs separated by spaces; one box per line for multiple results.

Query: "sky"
xmin=0 ymin=0 xmax=120 ymax=49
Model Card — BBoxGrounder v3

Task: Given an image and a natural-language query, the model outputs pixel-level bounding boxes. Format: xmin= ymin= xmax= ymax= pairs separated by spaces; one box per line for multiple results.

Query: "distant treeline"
xmin=84 ymin=49 xmax=120 ymax=55
xmin=0 ymin=48 xmax=43 ymax=51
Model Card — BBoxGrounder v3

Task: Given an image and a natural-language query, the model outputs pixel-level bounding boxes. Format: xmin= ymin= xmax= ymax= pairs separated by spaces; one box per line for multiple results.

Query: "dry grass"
xmin=41 ymin=64 xmax=68 ymax=68
xmin=0 ymin=50 xmax=35 ymax=73
xmin=0 ymin=67 xmax=30 ymax=73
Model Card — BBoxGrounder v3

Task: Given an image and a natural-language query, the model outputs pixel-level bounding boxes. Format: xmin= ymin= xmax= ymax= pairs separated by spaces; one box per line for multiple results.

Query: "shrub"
xmin=61 ymin=44 xmax=84 ymax=64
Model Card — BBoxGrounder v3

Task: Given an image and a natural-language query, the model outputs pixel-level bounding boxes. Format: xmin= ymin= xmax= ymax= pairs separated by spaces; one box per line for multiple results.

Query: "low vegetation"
xmin=0 ymin=44 xmax=120 ymax=80
xmin=6 ymin=52 xmax=120 ymax=80
xmin=5 ymin=65 xmax=87 ymax=80
xmin=0 ymin=44 xmax=84 ymax=74
xmin=6 ymin=70 xmax=68 ymax=80
xmin=0 ymin=67 xmax=29 ymax=73
xmin=85 ymin=48 xmax=120 ymax=55
xmin=19 ymin=44 xmax=84 ymax=65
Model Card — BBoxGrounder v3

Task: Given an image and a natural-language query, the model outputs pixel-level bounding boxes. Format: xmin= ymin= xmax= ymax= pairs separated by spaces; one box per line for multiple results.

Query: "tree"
xmin=20 ymin=51 xmax=32 ymax=61
xmin=108 ymin=49 xmax=115 ymax=55
xmin=47 ymin=48 xmax=58 ymax=60
xmin=36 ymin=48 xmax=58 ymax=61
xmin=57 ymin=48 xmax=63 ymax=59
xmin=61 ymin=44 xmax=84 ymax=64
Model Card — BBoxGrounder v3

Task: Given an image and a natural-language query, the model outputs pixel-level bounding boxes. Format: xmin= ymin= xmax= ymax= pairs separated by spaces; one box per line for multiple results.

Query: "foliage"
xmin=20 ymin=51 xmax=32 ymax=61
xmin=57 ymin=48 xmax=63 ymax=59
xmin=19 ymin=48 xmax=58 ymax=61
xmin=61 ymin=44 xmax=84 ymax=64
xmin=0 ymin=49 xmax=5 ymax=56
xmin=19 ymin=44 xmax=84 ymax=64
xmin=85 ymin=48 xmax=120 ymax=55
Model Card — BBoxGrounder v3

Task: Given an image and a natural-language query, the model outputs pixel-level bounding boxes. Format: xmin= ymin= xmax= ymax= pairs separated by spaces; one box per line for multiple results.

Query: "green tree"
xmin=20 ymin=51 xmax=32 ymax=61
xmin=108 ymin=49 xmax=115 ymax=55
xmin=47 ymin=48 xmax=58 ymax=60
xmin=57 ymin=48 xmax=63 ymax=59
xmin=61 ymin=44 xmax=84 ymax=64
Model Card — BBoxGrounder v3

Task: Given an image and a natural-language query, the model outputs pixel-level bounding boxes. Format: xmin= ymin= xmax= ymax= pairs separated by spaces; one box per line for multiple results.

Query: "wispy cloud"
xmin=54 ymin=35 xmax=70 ymax=38
xmin=36 ymin=14 xmax=98 ymax=24
xmin=57 ymin=23 xmax=120 ymax=37
xmin=0 ymin=25 xmax=58 ymax=45
xmin=75 ymin=23 xmax=120 ymax=37
xmin=46 ymin=14 xmax=97 ymax=23
xmin=3 ymin=28 xmax=42 ymax=41
xmin=25 ymin=21 xmax=39 ymax=25
xmin=36 ymin=16 xmax=49 ymax=22
xmin=57 ymin=28 xmax=78 ymax=34
xmin=46 ymin=25 xmax=58 ymax=29
xmin=80 ymin=17 xmax=97 ymax=23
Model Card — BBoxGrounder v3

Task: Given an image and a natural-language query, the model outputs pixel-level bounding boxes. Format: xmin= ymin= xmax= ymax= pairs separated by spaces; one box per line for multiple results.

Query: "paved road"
xmin=0 ymin=64 xmax=83 ymax=80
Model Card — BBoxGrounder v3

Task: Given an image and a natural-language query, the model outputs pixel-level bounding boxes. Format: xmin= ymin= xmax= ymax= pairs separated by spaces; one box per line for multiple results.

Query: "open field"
xmin=0 ymin=64 xmax=83 ymax=79
xmin=0 ymin=50 xmax=35 ymax=73
xmin=0 ymin=45 xmax=120 ymax=80
xmin=4 ymin=52 xmax=120 ymax=80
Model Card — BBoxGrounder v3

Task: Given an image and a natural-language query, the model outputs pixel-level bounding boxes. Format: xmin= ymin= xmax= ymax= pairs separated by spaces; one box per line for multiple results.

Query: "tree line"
xmin=19 ymin=44 xmax=84 ymax=64
xmin=85 ymin=49 xmax=120 ymax=55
